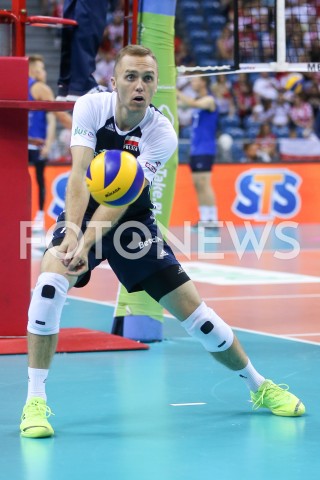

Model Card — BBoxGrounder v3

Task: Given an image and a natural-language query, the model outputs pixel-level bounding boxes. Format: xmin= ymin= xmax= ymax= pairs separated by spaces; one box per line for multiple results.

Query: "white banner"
xmin=279 ymin=138 xmax=320 ymax=161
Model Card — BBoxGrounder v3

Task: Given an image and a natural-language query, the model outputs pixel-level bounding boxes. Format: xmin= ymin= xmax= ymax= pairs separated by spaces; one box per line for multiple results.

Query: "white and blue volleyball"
xmin=86 ymin=150 xmax=145 ymax=207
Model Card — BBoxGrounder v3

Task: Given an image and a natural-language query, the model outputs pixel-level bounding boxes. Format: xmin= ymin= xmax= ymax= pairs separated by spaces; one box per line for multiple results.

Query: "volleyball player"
xmin=20 ymin=45 xmax=305 ymax=439
xmin=177 ymin=76 xmax=219 ymax=228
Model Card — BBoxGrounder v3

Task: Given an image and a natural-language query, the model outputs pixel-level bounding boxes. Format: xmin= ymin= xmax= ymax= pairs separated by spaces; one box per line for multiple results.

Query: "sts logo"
xmin=232 ymin=168 xmax=301 ymax=220
xmin=48 ymin=172 xmax=70 ymax=220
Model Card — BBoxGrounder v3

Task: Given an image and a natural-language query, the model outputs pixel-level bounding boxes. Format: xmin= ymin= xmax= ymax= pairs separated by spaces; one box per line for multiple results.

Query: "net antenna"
xmin=177 ymin=0 xmax=320 ymax=77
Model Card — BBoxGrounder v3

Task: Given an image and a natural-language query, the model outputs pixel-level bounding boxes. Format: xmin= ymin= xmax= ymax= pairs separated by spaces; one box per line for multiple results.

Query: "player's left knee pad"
xmin=27 ymin=272 xmax=69 ymax=335
xmin=182 ymin=302 xmax=234 ymax=352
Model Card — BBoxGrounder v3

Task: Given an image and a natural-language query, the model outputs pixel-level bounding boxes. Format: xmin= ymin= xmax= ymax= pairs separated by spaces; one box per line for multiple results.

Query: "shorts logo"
xmin=124 ymin=135 xmax=140 ymax=152
xmin=232 ymin=168 xmax=301 ymax=220
xmin=138 ymin=235 xmax=162 ymax=249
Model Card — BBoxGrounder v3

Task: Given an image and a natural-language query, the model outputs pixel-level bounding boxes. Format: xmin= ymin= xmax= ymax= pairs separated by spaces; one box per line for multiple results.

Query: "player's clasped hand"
xmin=65 ymin=253 xmax=89 ymax=276
xmin=55 ymin=235 xmax=89 ymax=275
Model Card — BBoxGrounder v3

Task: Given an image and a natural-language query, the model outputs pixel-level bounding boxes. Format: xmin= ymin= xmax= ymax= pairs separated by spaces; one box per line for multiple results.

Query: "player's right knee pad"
xmin=27 ymin=272 xmax=69 ymax=335
xmin=182 ymin=301 xmax=234 ymax=352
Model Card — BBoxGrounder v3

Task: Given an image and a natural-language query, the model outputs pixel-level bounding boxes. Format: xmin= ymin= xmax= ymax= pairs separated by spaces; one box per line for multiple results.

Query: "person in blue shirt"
xmin=28 ymin=55 xmax=72 ymax=230
xmin=177 ymin=75 xmax=219 ymax=227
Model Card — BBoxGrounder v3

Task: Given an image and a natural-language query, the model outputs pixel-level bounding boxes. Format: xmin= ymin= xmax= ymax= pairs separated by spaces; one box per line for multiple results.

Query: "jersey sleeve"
xmin=70 ymin=95 xmax=99 ymax=149
xmin=138 ymin=117 xmax=178 ymax=183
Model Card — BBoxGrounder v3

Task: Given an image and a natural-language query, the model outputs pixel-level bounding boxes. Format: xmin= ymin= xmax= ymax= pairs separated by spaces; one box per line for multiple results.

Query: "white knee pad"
xmin=182 ymin=302 xmax=234 ymax=352
xmin=28 ymin=272 xmax=69 ymax=335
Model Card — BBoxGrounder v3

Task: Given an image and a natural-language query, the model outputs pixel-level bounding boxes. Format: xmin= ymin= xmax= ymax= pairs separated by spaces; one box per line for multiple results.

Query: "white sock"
xmin=208 ymin=206 xmax=217 ymax=221
xmin=237 ymin=359 xmax=265 ymax=392
xmin=27 ymin=367 xmax=49 ymax=401
xmin=198 ymin=206 xmax=208 ymax=221
xmin=199 ymin=206 xmax=217 ymax=222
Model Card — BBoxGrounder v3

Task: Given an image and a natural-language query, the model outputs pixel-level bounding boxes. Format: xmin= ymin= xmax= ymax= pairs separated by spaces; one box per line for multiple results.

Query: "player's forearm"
xmin=45 ymin=113 xmax=56 ymax=150
xmin=82 ymin=204 xmax=128 ymax=251
xmin=64 ymin=175 xmax=90 ymax=233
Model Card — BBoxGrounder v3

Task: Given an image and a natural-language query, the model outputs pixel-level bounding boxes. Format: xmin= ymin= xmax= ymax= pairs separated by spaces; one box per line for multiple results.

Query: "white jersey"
xmin=71 ymin=91 xmax=177 ymax=184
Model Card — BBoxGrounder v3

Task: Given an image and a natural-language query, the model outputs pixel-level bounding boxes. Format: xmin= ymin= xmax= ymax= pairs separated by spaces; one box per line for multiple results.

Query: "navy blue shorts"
xmin=190 ymin=154 xmax=215 ymax=172
xmin=50 ymin=211 xmax=180 ymax=293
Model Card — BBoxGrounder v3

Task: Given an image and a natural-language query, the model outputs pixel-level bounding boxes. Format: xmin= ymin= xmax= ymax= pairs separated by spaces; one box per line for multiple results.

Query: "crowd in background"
xmin=39 ymin=0 xmax=320 ymax=164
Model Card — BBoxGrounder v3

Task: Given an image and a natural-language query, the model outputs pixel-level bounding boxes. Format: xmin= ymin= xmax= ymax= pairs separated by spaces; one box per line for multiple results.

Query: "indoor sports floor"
xmin=1 ymin=223 xmax=320 ymax=480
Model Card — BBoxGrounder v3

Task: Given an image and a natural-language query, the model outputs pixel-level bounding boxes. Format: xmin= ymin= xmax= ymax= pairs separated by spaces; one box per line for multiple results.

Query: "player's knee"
xmin=181 ymin=301 xmax=234 ymax=352
xmin=27 ymin=272 xmax=69 ymax=335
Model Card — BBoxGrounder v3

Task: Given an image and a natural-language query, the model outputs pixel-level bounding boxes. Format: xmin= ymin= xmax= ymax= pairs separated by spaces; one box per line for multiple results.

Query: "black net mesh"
xmin=238 ymin=0 xmax=320 ymax=64
xmin=285 ymin=0 xmax=320 ymax=63
xmin=238 ymin=0 xmax=276 ymax=63
xmin=176 ymin=0 xmax=320 ymax=69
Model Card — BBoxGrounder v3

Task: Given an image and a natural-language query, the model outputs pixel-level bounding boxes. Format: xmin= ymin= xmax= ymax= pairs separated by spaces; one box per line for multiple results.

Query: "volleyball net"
xmin=177 ymin=0 xmax=320 ymax=76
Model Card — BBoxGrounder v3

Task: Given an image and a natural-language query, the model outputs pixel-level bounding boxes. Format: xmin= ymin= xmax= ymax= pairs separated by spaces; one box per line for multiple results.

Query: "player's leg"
xmin=20 ymin=248 xmax=79 ymax=438
xmin=27 ymin=248 xmax=78 ymax=370
xmin=147 ymin=276 xmax=248 ymax=370
xmin=142 ymin=267 xmax=305 ymax=417
xmin=190 ymin=155 xmax=218 ymax=224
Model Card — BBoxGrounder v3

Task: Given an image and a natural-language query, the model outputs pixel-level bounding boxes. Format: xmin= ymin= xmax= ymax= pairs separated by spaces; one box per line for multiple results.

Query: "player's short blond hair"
xmin=114 ymin=45 xmax=158 ymax=74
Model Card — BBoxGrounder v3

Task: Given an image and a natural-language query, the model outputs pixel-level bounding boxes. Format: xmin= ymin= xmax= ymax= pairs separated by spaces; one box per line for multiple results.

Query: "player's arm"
xmin=31 ymin=82 xmax=73 ymax=129
xmin=177 ymin=90 xmax=216 ymax=111
xmin=57 ymin=145 xmax=93 ymax=266
xmin=40 ymin=112 xmax=56 ymax=159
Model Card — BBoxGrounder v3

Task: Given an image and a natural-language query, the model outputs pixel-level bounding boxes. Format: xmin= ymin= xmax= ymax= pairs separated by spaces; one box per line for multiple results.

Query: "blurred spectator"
xmin=256 ymin=123 xmax=277 ymax=161
xmin=289 ymin=93 xmax=314 ymax=132
xmin=232 ymin=73 xmax=256 ymax=126
xmin=216 ymin=25 xmax=234 ymax=61
xmin=239 ymin=24 xmax=259 ymax=62
xmin=93 ymin=48 xmax=117 ymax=91
xmin=240 ymin=141 xmax=272 ymax=163
xmin=175 ymin=39 xmax=195 ymax=67
xmin=251 ymin=98 xmax=275 ymax=125
xmin=103 ymin=10 xmax=124 ymax=53
xmin=253 ymin=72 xmax=279 ymax=101
xmin=272 ymin=90 xmax=291 ymax=128
xmin=286 ymin=32 xmax=305 ymax=62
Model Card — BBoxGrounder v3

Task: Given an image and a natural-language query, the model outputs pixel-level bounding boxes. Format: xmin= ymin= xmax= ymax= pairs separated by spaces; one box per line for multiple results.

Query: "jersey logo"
xmin=145 ymin=162 xmax=157 ymax=174
xmin=124 ymin=135 xmax=140 ymax=151
xmin=232 ymin=168 xmax=301 ymax=220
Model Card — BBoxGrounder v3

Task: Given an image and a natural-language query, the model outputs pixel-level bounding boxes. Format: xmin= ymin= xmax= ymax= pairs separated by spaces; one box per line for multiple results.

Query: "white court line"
xmin=203 ymin=293 xmax=320 ymax=301
xmin=170 ymin=403 xmax=207 ymax=407
xmin=286 ymin=333 xmax=320 ymax=337
xmin=66 ymin=293 xmax=320 ymax=304
xmin=232 ymin=326 xmax=320 ymax=346
xmin=66 ymin=294 xmax=116 ymax=306
xmin=65 ymin=295 xmax=320 ymax=347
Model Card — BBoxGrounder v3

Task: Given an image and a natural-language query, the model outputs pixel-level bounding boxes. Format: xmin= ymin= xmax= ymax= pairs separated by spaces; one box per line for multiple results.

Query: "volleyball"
xmin=218 ymin=133 xmax=233 ymax=151
xmin=86 ymin=150 xmax=145 ymax=207
xmin=284 ymin=73 xmax=304 ymax=94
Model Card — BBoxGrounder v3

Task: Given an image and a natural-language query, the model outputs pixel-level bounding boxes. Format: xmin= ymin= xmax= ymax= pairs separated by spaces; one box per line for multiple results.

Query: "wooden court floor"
xmin=1 ymin=223 xmax=319 ymax=480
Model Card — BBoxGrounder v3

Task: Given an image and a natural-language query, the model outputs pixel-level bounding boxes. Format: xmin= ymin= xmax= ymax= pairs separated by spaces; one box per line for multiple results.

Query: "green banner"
xmin=114 ymin=4 xmax=178 ymax=323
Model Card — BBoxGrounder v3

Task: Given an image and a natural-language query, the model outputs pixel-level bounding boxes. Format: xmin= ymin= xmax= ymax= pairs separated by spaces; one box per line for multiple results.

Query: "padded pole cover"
xmin=0 ymin=57 xmax=31 ymax=335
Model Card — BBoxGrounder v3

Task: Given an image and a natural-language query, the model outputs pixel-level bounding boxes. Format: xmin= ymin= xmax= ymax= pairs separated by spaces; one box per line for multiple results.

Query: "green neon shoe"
xmin=20 ymin=397 xmax=55 ymax=438
xmin=250 ymin=380 xmax=305 ymax=417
